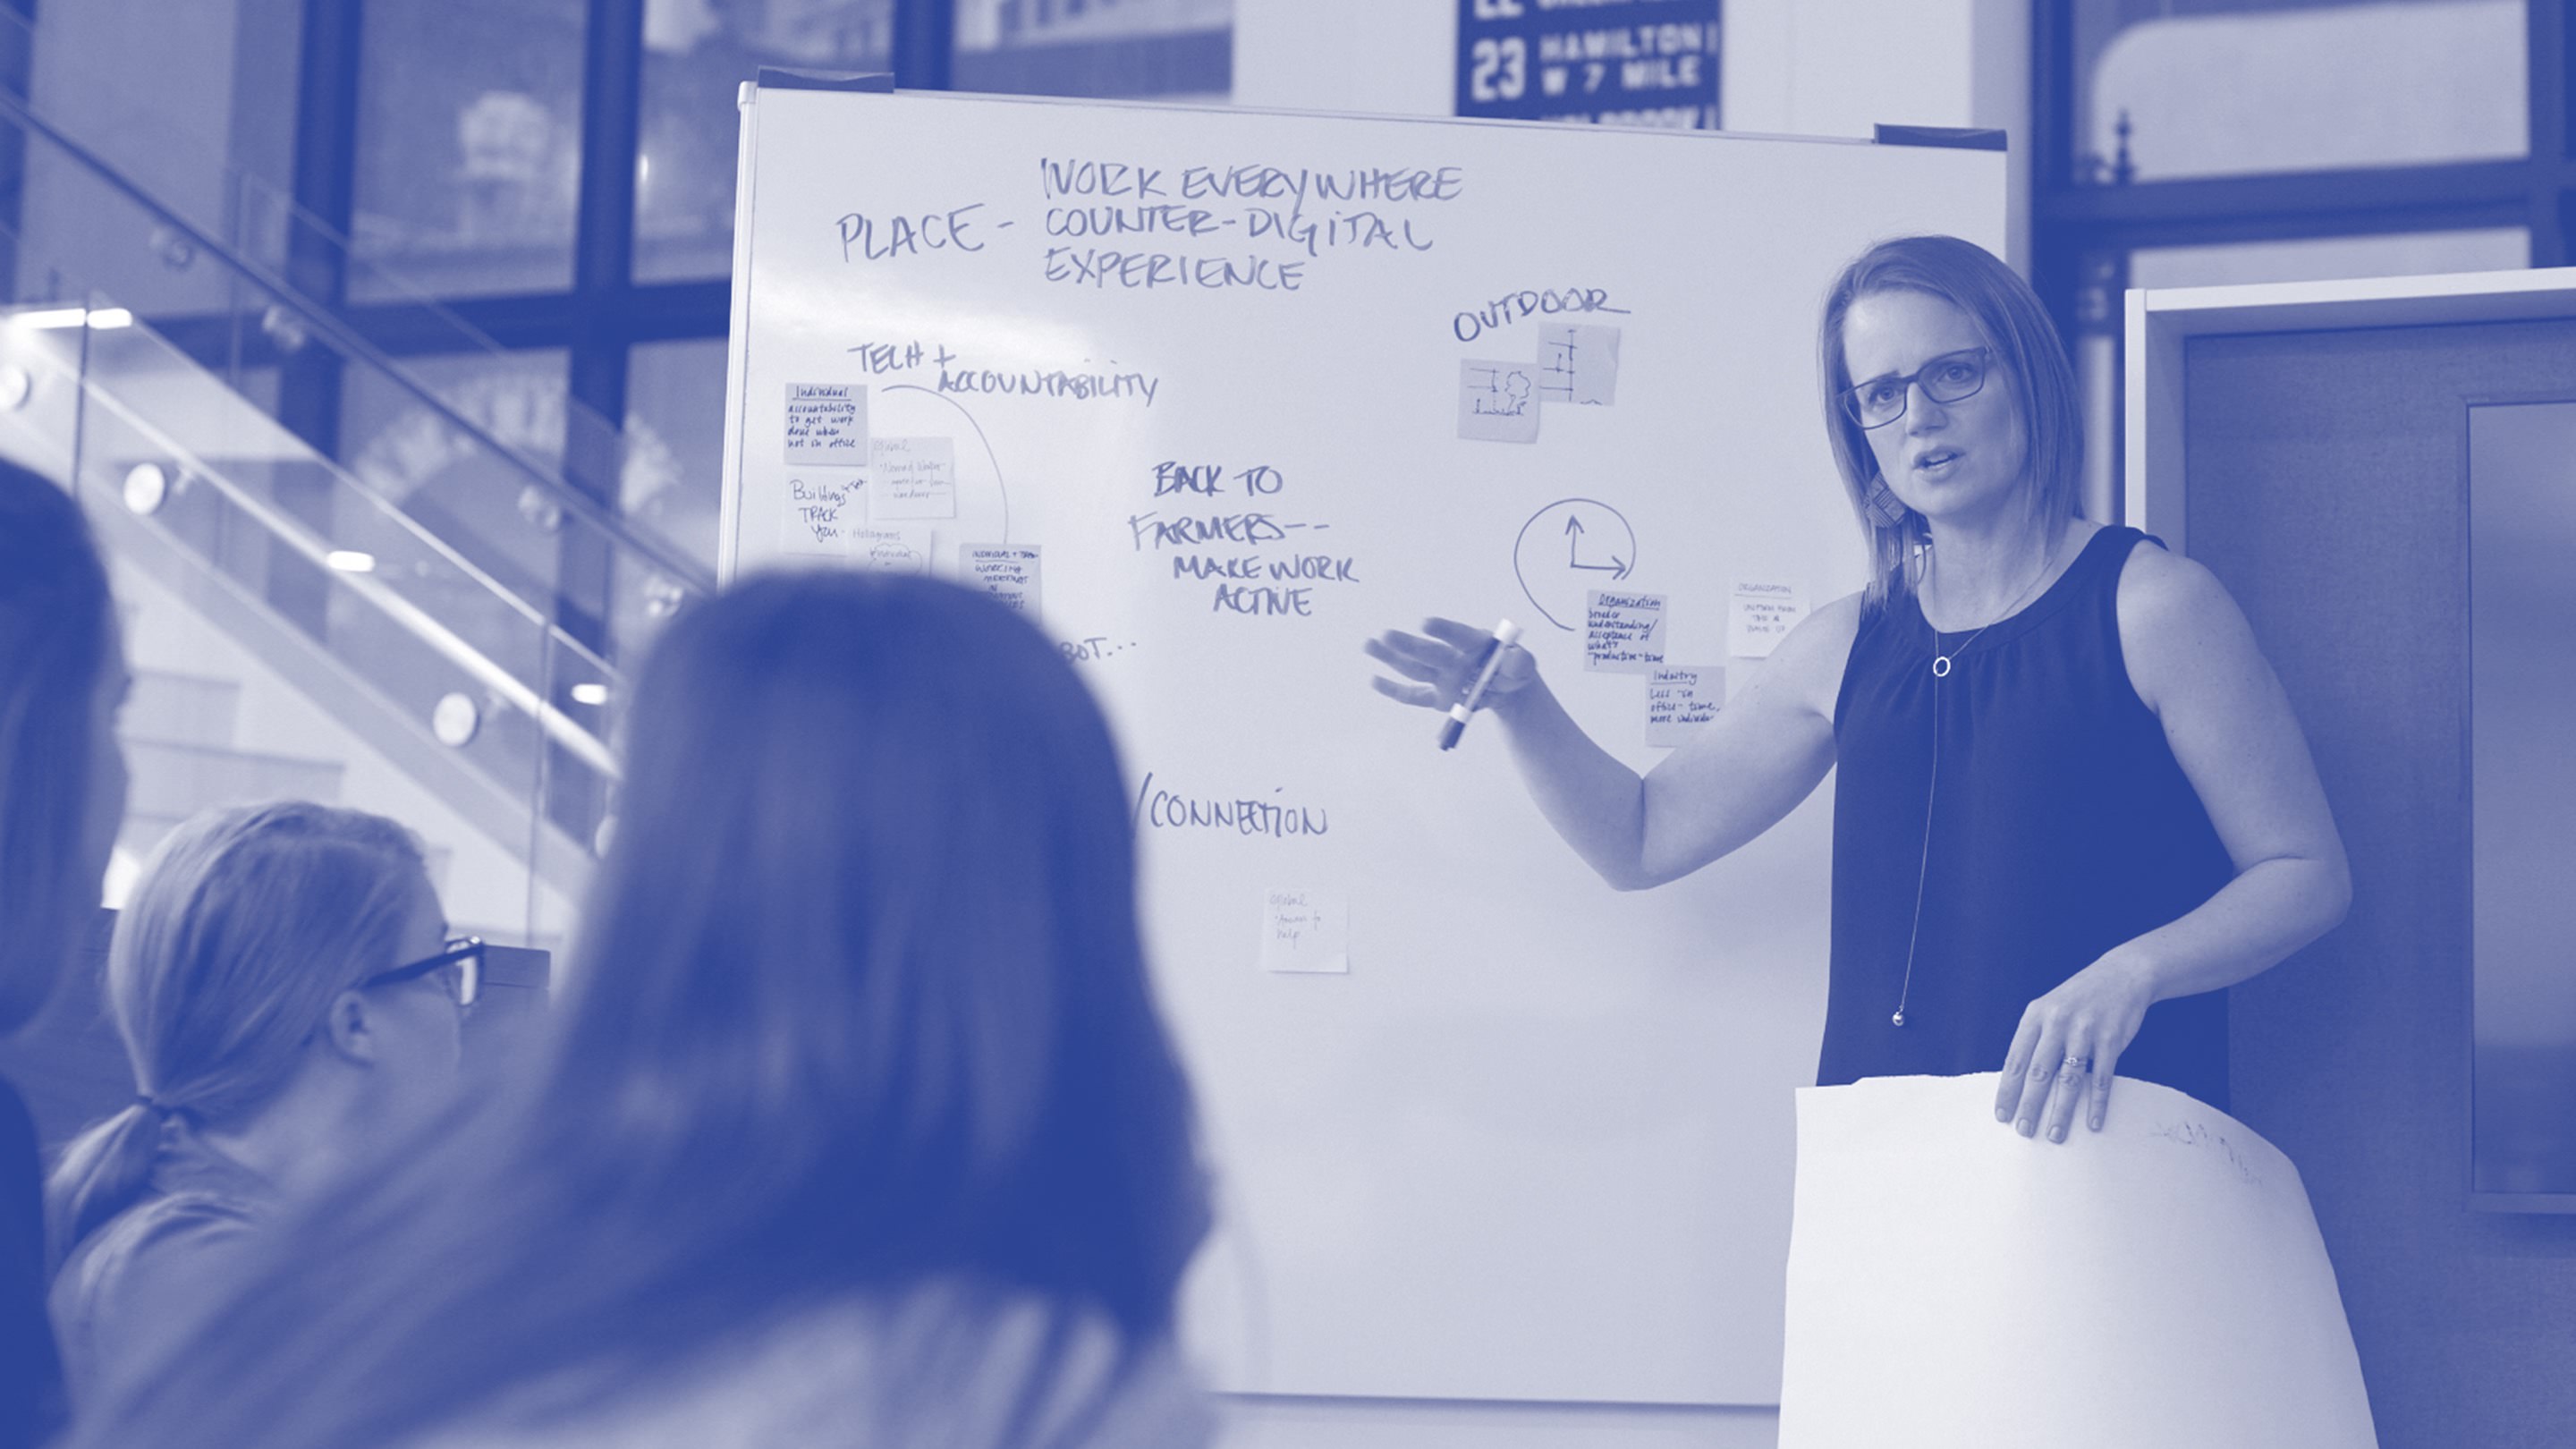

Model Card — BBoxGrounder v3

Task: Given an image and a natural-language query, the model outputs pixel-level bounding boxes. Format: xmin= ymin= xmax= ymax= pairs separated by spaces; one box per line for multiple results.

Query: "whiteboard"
xmin=719 ymin=86 xmax=2004 ymax=1406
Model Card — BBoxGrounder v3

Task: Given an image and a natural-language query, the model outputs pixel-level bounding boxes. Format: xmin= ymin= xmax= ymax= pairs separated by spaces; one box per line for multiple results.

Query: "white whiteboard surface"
xmin=720 ymin=87 xmax=2004 ymax=1406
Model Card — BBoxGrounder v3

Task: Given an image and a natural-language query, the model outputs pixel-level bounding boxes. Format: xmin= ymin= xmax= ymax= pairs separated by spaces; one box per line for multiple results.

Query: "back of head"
xmin=78 ymin=572 xmax=1209 ymax=1449
xmin=1816 ymin=234 xmax=2083 ymax=610
xmin=0 ymin=463 xmax=114 ymax=1033
xmin=46 ymin=802 xmax=428 ymax=1266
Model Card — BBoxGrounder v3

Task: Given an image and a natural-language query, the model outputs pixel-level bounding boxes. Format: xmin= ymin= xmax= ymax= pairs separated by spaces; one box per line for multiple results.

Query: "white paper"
xmin=1458 ymin=360 xmax=1539 ymax=443
xmin=784 ymin=383 xmax=867 ymax=466
xmin=870 ymin=436 xmax=958 ymax=519
xmin=1537 ymin=323 xmax=1621 ymax=405
xmin=1779 ymin=1074 xmax=2377 ymax=1449
xmin=1644 ymin=665 xmax=1724 ymax=748
xmin=778 ymin=474 xmax=861 ymax=555
xmin=963 ymin=543 xmax=1040 ymax=615
xmin=1726 ymin=581 xmax=1806 ymax=657
xmin=1583 ymin=589 xmax=1665 ymax=674
xmin=1259 ymin=887 xmax=1348 ymax=974
xmin=851 ymin=525 xmax=932 ymax=574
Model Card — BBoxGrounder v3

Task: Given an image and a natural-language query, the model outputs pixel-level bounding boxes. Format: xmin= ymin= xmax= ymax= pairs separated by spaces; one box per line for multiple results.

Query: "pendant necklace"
xmin=1890 ymin=525 xmax=2065 ymax=1029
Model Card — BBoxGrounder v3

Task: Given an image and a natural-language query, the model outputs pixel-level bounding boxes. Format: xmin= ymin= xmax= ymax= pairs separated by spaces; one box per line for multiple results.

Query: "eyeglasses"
xmin=360 ymin=936 xmax=483 ymax=1009
xmin=1839 ymin=346 xmax=1990 ymax=429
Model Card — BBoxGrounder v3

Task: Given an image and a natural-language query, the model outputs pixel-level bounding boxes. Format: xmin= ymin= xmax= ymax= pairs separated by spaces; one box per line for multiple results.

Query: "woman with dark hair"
xmin=48 ymin=801 xmax=466 ymax=1411
xmin=1369 ymin=234 xmax=2351 ymax=1140
xmin=72 ymin=572 xmax=1214 ymax=1449
xmin=0 ymin=462 xmax=127 ymax=1445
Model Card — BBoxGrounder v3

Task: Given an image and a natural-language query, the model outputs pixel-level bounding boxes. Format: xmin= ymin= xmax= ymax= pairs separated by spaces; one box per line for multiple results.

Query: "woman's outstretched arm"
xmin=1367 ymin=597 xmax=1856 ymax=890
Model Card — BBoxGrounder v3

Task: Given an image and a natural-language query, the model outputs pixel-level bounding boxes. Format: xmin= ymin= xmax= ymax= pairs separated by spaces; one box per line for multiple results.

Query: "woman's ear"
xmin=1863 ymin=475 xmax=1910 ymax=529
xmin=321 ymin=991 xmax=377 ymax=1067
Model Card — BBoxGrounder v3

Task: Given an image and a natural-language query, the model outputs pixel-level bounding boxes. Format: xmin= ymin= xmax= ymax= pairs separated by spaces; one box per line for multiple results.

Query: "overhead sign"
xmin=1455 ymin=0 xmax=1721 ymax=130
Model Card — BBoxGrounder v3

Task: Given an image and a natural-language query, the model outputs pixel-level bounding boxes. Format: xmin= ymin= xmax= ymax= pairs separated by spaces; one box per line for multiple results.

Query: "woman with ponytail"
xmin=0 ymin=462 xmax=128 ymax=1446
xmin=46 ymin=801 xmax=464 ymax=1411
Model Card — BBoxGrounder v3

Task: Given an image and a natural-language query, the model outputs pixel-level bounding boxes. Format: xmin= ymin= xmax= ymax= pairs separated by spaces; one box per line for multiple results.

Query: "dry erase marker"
xmin=1438 ymin=620 xmax=1523 ymax=750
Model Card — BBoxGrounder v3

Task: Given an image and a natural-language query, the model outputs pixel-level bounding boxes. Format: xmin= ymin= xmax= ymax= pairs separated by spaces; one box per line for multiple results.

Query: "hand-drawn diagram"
xmin=1459 ymin=360 xmax=1540 ymax=443
xmin=1513 ymin=497 xmax=1639 ymax=631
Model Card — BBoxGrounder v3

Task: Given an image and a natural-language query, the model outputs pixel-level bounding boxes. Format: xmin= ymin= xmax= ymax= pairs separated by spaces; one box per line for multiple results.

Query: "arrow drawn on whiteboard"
xmin=1564 ymin=516 xmax=1631 ymax=577
xmin=883 ymin=383 xmax=1011 ymax=542
xmin=1513 ymin=498 xmax=1640 ymax=631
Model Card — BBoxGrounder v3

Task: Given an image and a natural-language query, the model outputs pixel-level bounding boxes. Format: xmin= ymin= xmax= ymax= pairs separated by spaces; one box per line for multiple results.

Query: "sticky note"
xmin=1584 ymin=589 xmax=1666 ymax=674
xmin=1260 ymin=887 xmax=1349 ymax=975
xmin=963 ymin=543 xmax=1040 ymax=615
xmin=784 ymin=383 xmax=866 ymax=465
xmin=1645 ymin=665 xmax=1724 ymax=748
xmin=1458 ymin=360 xmax=1540 ymax=443
xmin=1537 ymin=323 xmax=1621 ymax=406
xmin=870 ymin=436 xmax=957 ymax=520
xmin=1728 ymin=582 xmax=1808 ymax=657
xmin=852 ymin=525 xmax=931 ymax=574
xmin=779 ymin=475 xmax=861 ymax=555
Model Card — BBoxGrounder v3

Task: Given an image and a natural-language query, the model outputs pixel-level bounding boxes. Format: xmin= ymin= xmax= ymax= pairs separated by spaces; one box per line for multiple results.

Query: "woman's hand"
xmin=1994 ymin=952 xmax=2159 ymax=1143
xmin=1364 ymin=618 xmax=1537 ymax=713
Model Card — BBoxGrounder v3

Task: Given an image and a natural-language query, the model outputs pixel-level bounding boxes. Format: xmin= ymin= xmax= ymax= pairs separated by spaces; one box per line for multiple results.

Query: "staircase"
xmin=0 ymin=17 xmax=715 ymax=953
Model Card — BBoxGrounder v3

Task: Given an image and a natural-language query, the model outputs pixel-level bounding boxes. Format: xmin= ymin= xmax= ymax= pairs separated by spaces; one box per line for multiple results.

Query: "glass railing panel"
xmin=0 ymin=97 xmax=704 ymax=674
xmin=0 ymin=11 xmax=712 ymax=662
xmin=0 ymin=289 xmax=610 ymax=933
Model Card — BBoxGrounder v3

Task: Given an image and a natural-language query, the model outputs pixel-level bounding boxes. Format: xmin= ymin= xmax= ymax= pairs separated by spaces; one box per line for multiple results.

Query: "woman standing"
xmin=1368 ymin=235 xmax=2351 ymax=1140
xmin=0 ymin=463 xmax=128 ymax=1445
xmin=72 ymin=572 xmax=1214 ymax=1449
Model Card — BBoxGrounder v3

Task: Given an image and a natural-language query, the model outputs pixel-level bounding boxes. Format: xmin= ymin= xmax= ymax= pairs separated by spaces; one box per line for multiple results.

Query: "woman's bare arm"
xmin=1368 ymin=597 xmax=1856 ymax=890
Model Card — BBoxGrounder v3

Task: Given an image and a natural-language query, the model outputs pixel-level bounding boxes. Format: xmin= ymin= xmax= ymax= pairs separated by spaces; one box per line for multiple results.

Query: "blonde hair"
xmin=46 ymin=801 xmax=428 ymax=1265
xmin=1818 ymin=235 xmax=2084 ymax=614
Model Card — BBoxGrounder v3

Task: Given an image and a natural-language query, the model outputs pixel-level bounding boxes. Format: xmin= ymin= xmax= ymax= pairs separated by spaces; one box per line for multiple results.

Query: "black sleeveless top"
xmin=1821 ymin=526 xmax=2233 ymax=1109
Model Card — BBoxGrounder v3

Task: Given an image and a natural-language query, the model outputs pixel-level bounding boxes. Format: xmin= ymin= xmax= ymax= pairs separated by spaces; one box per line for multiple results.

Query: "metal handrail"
xmin=55 ymin=325 xmax=621 ymax=781
xmin=0 ymin=83 xmax=719 ymax=602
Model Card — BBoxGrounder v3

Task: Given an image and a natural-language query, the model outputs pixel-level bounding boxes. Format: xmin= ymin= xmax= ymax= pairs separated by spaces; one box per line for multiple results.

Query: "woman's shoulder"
xmin=414 ymin=1282 xmax=1216 ymax=1449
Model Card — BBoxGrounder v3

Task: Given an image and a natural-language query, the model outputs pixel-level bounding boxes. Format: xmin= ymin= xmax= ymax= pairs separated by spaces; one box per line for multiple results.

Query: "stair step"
xmin=121 ymin=736 xmax=344 ymax=822
xmin=122 ymin=669 xmax=240 ymax=750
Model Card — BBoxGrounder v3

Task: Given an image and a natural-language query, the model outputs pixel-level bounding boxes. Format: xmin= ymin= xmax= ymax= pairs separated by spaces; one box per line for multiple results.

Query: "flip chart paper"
xmin=1726 ymin=581 xmax=1806 ymax=657
xmin=778 ymin=475 xmax=860 ymax=555
xmin=1260 ymin=888 xmax=1348 ymax=974
xmin=1458 ymin=360 xmax=1540 ymax=443
xmin=1583 ymin=589 xmax=1666 ymax=674
xmin=1538 ymin=323 xmax=1621 ymax=405
xmin=1779 ymin=1074 xmax=2377 ymax=1449
xmin=870 ymin=436 xmax=957 ymax=519
xmin=1644 ymin=665 xmax=1724 ymax=747
xmin=784 ymin=383 xmax=866 ymax=465
xmin=852 ymin=525 xmax=932 ymax=574
xmin=963 ymin=543 xmax=1040 ymax=615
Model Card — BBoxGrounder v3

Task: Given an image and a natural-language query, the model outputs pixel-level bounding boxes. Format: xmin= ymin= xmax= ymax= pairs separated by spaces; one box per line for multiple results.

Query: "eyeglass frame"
xmin=359 ymin=935 xmax=483 ymax=1009
xmin=1838 ymin=345 xmax=1992 ymax=429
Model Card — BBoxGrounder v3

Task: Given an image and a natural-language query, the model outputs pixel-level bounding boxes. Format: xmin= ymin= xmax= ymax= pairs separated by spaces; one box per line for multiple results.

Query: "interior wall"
xmin=2185 ymin=318 xmax=2576 ymax=1449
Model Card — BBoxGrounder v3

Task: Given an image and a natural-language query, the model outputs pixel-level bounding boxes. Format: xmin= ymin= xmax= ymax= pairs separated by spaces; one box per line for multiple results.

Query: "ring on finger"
xmin=2060 ymin=1054 xmax=2091 ymax=1075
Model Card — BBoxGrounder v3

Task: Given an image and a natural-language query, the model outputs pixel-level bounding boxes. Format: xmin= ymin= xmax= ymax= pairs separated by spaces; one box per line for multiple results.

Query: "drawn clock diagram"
xmin=1513 ymin=497 xmax=1639 ymax=631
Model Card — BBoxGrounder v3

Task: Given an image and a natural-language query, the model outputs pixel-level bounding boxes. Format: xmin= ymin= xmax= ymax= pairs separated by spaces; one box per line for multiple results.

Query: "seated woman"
xmin=72 ymin=572 xmax=1216 ymax=1449
xmin=45 ymin=802 xmax=469 ymax=1412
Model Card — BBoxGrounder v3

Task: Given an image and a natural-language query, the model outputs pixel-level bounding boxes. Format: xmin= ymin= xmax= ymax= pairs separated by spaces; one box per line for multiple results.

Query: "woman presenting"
xmin=1368 ymin=235 xmax=2350 ymax=1141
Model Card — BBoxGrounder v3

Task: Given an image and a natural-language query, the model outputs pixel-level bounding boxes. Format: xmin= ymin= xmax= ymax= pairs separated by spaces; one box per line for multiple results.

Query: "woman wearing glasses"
xmin=70 ymin=573 xmax=1212 ymax=1449
xmin=1368 ymin=234 xmax=2351 ymax=1138
xmin=45 ymin=801 xmax=470 ymax=1412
